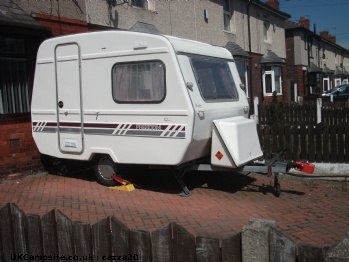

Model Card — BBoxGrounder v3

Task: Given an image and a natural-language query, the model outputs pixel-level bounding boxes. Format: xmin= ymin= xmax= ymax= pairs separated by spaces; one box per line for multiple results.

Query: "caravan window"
xmin=112 ymin=61 xmax=165 ymax=103
xmin=190 ymin=56 xmax=239 ymax=101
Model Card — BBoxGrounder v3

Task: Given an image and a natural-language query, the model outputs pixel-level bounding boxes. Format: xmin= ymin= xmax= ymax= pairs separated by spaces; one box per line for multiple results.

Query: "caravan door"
xmin=55 ymin=43 xmax=84 ymax=154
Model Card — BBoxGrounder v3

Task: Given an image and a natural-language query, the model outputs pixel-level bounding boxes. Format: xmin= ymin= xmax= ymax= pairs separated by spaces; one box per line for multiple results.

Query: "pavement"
xmin=0 ymin=166 xmax=348 ymax=248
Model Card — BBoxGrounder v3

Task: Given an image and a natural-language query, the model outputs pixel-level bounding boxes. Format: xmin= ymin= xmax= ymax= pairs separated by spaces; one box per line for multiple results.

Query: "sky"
xmin=272 ymin=0 xmax=349 ymax=50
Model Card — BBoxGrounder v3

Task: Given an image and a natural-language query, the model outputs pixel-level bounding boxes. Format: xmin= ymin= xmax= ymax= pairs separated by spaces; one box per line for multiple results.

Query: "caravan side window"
xmin=112 ymin=61 xmax=165 ymax=103
xmin=190 ymin=56 xmax=239 ymax=101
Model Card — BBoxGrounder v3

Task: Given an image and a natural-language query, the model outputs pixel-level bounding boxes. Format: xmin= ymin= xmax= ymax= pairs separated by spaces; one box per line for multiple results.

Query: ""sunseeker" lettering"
xmin=136 ymin=124 xmax=161 ymax=130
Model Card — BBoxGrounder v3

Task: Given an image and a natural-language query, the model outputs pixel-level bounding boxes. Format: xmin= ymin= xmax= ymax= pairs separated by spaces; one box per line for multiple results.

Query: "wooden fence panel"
xmin=345 ymin=125 xmax=349 ymax=163
xmin=111 ymin=216 xmax=130 ymax=257
xmin=269 ymin=227 xmax=296 ymax=262
xmin=172 ymin=223 xmax=196 ymax=262
xmin=196 ymin=237 xmax=220 ymax=262
xmin=263 ymin=126 xmax=271 ymax=160
xmin=277 ymin=125 xmax=285 ymax=155
xmin=0 ymin=222 xmax=3 ymax=262
xmin=300 ymin=125 xmax=307 ymax=160
xmin=151 ymin=224 xmax=173 ymax=262
xmin=330 ymin=125 xmax=338 ymax=162
xmin=271 ymin=125 xmax=278 ymax=154
xmin=56 ymin=210 xmax=74 ymax=257
xmin=257 ymin=125 xmax=264 ymax=154
xmin=285 ymin=126 xmax=292 ymax=160
xmin=92 ymin=218 xmax=111 ymax=261
xmin=11 ymin=203 xmax=28 ymax=256
xmin=2 ymin=203 xmax=349 ymax=262
xmin=315 ymin=124 xmax=323 ymax=162
xmin=221 ymin=233 xmax=241 ymax=262
xmin=41 ymin=210 xmax=59 ymax=261
xmin=0 ymin=204 xmax=15 ymax=262
xmin=130 ymin=229 xmax=151 ymax=262
xmin=26 ymin=214 xmax=43 ymax=258
xmin=73 ymin=221 xmax=92 ymax=258
xmin=322 ymin=125 xmax=330 ymax=162
xmin=292 ymin=126 xmax=299 ymax=161
xmin=308 ymin=125 xmax=315 ymax=162
xmin=337 ymin=125 xmax=344 ymax=163
xmin=257 ymin=123 xmax=349 ymax=163
xmin=297 ymin=244 xmax=326 ymax=262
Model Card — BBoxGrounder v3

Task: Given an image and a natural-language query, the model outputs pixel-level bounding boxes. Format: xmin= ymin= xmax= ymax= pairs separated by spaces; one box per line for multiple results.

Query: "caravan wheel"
xmin=94 ymin=156 xmax=119 ymax=186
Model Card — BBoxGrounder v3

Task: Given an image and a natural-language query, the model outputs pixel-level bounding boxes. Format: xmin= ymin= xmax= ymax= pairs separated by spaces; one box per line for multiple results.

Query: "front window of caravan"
xmin=112 ymin=61 xmax=165 ymax=103
xmin=190 ymin=56 xmax=239 ymax=101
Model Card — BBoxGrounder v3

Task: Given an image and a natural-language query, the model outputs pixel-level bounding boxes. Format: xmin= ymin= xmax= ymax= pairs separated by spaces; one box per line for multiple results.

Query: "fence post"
xmin=317 ymin=98 xmax=322 ymax=124
xmin=253 ymin=96 xmax=259 ymax=124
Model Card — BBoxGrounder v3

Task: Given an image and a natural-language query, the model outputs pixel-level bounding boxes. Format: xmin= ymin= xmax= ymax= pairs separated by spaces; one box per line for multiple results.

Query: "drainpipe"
xmin=247 ymin=0 xmax=253 ymax=105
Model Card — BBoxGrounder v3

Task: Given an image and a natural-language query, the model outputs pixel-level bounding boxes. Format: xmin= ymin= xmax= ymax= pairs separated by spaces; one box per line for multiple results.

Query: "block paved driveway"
xmin=1 ymin=167 xmax=348 ymax=247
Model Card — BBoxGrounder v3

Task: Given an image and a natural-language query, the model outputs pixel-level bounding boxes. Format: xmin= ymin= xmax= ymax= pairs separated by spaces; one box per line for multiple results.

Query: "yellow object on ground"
xmin=109 ymin=184 xmax=135 ymax=192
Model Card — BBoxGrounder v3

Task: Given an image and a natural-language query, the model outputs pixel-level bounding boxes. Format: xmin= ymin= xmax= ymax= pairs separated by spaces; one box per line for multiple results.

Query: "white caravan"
xmin=31 ymin=31 xmax=264 ymax=190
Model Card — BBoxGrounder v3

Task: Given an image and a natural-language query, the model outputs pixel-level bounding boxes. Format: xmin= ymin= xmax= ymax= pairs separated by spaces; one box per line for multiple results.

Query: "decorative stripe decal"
xmin=32 ymin=122 xmax=186 ymax=138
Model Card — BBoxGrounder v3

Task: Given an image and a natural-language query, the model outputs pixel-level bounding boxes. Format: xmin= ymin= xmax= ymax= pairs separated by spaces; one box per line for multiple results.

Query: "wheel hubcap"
xmin=98 ymin=157 xmax=115 ymax=180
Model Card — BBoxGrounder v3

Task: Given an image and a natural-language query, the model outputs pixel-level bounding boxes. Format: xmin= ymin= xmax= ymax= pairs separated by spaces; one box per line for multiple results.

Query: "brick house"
xmin=285 ymin=17 xmax=349 ymax=98
xmin=2 ymin=0 xmax=290 ymax=176
xmin=0 ymin=0 xmax=52 ymax=176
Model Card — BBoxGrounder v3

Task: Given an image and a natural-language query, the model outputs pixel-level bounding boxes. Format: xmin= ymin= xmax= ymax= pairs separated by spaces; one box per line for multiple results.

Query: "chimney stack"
xmin=266 ymin=0 xmax=279 ymax=10
xmin=320 ymin=30 xmax=336 ymax=44
xmin=299 ymin=17 xmax=310 ymax=30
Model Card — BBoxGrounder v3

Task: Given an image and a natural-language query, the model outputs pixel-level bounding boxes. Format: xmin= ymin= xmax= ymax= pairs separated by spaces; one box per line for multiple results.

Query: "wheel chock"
xmin=109 ymin=184 xmax=135 ymax=192
xmin=110 ymin=175 xmax=136 ymax=192
xmin=294 ymin=161 xmax=315 ymax=174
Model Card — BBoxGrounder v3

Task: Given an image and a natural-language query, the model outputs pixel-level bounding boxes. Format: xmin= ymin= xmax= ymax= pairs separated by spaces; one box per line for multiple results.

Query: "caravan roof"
xmin=36 ymin=30 xmax=233 ymax=61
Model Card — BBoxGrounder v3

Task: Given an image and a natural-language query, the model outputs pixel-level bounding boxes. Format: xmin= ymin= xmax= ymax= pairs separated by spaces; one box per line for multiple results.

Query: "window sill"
xmin=223 ymin=30 xmax=236 ymax=35
xmin=264 ymin=93 xmax=282 ymax=96
xmin=0 ymin=113 xmax=31 ymax=123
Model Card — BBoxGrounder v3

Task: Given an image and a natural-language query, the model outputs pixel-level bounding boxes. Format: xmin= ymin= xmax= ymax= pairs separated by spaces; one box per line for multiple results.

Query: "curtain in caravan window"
xmin=112 ymin=61 xmax=165 ymax=103
xmin=0 ymin=58 xmax=29 ymax=114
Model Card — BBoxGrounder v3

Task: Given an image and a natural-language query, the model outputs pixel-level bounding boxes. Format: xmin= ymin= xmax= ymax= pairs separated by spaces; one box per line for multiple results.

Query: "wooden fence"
xmin=257 ymin=100 xmax=349 ymax=126
xmin=0 ymin=203 xmax=338 ymax=262
xmin=257 ymin=124 xmax=349 ymax=163
xmin=256 ymin=99 xmax=349 ymax=162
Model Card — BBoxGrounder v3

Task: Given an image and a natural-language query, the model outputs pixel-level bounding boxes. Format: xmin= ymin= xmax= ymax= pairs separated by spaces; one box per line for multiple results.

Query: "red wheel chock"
xmin=294 ymin=161 xmax=315 ymax=174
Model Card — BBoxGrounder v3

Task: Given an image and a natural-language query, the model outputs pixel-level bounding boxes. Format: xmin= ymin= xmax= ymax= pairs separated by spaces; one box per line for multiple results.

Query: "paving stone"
xmin=0 ymin=171 xmax=348 ymax=248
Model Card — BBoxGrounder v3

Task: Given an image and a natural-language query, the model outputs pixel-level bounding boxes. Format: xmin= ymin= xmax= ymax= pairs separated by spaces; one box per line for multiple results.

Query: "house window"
xmin=263 ymin=14 xmax=270 ymax=42
xmin=0 ymin=36 xmax=30 ymax=115
xmin=112 ymin=61 xmax=165 ymax=103
xmin=130 ymin=0 xmax=147 ymax=8
xmin=335 ymin=78 xmax=341 ymax=87
xmin=223 ymin=0 xmax=231 ymax=32
xmin=263 ymin=66 xmax=282 ymax=96
xmin=236 ymin=60 xmax=249 ymax=97
xmin=308 ymin=73 xmax=321 ymax=94
xmin=323 ymin=77 xmax=330 ymax=92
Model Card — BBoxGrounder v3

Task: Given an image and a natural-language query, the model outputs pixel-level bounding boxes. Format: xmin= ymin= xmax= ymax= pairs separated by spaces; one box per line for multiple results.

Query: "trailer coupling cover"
xmin=294 ymin=161 xmax=315 ymax=174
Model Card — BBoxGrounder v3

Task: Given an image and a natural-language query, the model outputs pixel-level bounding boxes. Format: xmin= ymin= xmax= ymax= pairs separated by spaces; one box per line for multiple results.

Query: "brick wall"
xmin=0 ymin=116 xmax=42 ymax=176
xmin=0 ymin=15 xmax=107 ymax=177
xmin=34 ymin=14 xmax=89 ymax=36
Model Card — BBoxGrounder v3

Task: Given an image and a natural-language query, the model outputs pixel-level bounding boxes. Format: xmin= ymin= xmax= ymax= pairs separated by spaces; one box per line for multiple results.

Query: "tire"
xmin=93 ymin=156 xmax=119 ymax=186
xmin=274 ymin=183 xmax=281 ymax=197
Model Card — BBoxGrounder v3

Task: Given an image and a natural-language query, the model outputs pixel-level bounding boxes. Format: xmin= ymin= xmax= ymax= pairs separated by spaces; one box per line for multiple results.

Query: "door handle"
xmin=197 ymin=110 xmax=205 ymax=119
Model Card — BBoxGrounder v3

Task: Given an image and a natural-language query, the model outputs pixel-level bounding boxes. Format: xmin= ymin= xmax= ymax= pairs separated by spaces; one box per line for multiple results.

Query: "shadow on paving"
xmin=58 ymin=163 xmax=306 ymax=197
